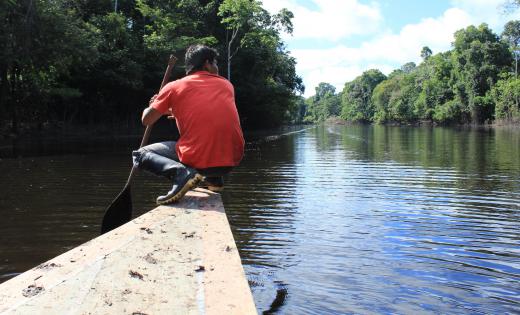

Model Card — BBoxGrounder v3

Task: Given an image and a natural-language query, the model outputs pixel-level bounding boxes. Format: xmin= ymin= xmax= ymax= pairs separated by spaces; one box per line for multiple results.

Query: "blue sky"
xmin=261 ymin=0 xmax=520 ymax=97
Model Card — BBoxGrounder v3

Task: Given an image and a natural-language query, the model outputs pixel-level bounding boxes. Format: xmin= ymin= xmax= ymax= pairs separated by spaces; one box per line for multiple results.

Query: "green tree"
xmin=137 ymin=0 xmax=217 ymax=58
xmin=401 ymin=62 xmax=416 ymax=73
xmin=372 ymin=72 xmax=418 ymax=122
xmin=230 ymin=20 xmax=303 ymax=127
xmin=304 ymin=82 xmax=339 ymax=122
xmin=289 ymin=95 xmax=307 ymax=124
xmin=341 ymin=69 xmax=386 ymax=122
xmin=452 ymin=23 xmax=512 ymax=123
xmin=0 ymin=0 xmax=303 ymax=134
xmin=491 ymin=74 xmax=520 ymax=121
xmin=315 ymin=82 xmax=336 ymax=102
xmin=217 ymin=0 xmax=294 ymax=83
xmin=218 ymin=0 xmax=263 ymax=81
xmin=0 ymin=0 xmax=98 ymax=133
xmin=372 ymin=78 xmax=397 ymax=122
xmin=414 ymin=52 xmax=454 ymax=122
xmin=502 ymin=20 xmax=520 ymax=77
xmin=421 ymin=46 xmax=432 ymax=61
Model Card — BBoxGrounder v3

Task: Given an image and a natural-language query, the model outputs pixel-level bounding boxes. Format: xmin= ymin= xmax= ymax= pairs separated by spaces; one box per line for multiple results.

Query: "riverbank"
xmin=0 ymin=123 xmax=311 ymax=159
xmin=324 ymin=116 xmax=520 ymax=128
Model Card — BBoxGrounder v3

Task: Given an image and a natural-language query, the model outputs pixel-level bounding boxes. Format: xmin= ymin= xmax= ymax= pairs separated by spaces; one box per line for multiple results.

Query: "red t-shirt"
xmin=151 ymin=71 xmax=244 ymax=169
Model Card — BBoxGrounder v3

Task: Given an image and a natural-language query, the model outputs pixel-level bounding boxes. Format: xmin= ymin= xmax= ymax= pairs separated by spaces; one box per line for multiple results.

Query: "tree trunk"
xmin=226 ymin=27 xmax=239 ymax=82
xmin=515 ymin=55 xmax=518 ymax=108
xmin=10 ymin=65 xmax=19 ymax=134
xmin=515 ymin=53 xmax=518 ymax=78
xmin=226 ymin=29 xmax=231 ymax=81
xmin=0 ymin=63 xmax=7 ymax=122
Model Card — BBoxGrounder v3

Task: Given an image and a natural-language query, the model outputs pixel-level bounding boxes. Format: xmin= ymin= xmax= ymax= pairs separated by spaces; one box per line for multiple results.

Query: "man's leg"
xmin=197 ymin=167 xmax=233 ymax=192
xmin=133 ymin=141 xmax=202 ymax=204
xmin=199 ymin=176 xmax=225 ymax=192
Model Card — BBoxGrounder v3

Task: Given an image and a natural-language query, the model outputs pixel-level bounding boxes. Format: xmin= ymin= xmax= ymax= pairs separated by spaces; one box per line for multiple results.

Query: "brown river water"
xmin=0 ymin=124 xmax=519 ymax=314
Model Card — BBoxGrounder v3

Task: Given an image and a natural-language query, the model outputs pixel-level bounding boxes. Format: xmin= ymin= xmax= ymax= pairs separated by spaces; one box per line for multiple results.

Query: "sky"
xmin=260 ymin=0 xmax=520 ymax=97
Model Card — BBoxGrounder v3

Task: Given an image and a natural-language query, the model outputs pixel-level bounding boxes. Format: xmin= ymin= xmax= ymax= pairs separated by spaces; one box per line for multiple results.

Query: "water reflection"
xmin=223 ymin=125 xmax=520 ymax=314
xmin=0 ymin=125 xmax=519 ymax=314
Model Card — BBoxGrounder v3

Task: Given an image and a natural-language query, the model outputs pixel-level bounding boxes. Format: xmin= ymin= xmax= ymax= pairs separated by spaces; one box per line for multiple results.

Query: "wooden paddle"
xmin=101 ymin=55 xmax=178 ymax=234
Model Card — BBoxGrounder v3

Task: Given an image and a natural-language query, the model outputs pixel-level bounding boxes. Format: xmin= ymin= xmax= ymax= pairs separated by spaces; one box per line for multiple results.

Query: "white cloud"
xmin=450 ymin=0 xmax=520 ymax=30
xmin=262 ymin=0 xmax=383 ymax=41
xmin=358 ymin=8 xmax=472 ymax=64
xmin=293 ymin=8 xmax=472 ymax=96
xmin=261 ymin=0 xmax=520 ymax=97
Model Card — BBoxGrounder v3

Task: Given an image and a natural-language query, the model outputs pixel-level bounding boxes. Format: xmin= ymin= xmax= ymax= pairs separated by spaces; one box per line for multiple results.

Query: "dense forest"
xmin=3 ymin=1 xmax=520 ymax=137
xmin=0 ymin=0 xmax=304 ymax=136
xmin=303 ymin=20 xmax=520 ymax=126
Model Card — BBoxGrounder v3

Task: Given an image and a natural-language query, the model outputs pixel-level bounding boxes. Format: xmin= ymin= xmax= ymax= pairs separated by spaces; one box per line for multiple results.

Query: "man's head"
xmin=185 ymin=44 xmax=219 ymax=75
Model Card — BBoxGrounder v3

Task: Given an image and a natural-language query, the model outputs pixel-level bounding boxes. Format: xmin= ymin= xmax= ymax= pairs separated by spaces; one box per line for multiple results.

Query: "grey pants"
xmin=132 ymin=141 xmax=232 ymax=181
xmin=132 ymin=141 xmax=187 ymax=180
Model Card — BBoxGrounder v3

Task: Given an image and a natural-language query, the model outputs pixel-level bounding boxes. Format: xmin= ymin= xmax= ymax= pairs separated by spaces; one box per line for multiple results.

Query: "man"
xmin=133 ymin=44 xmax=244 ymax=205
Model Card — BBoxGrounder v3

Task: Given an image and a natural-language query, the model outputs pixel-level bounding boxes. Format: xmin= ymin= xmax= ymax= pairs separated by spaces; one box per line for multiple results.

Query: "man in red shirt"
xmin=133 ymin=44 xmax=244 ymax=204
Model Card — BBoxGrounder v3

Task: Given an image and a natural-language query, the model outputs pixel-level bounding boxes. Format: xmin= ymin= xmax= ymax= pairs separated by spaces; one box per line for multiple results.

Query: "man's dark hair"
xmin=185 ymin=44 xmax=218 ymax=74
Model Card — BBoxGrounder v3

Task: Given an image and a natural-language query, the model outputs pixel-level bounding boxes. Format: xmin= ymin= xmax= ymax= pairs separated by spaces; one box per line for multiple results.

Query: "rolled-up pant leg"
xmin=132 ymin=141 xmax=191 ymax=179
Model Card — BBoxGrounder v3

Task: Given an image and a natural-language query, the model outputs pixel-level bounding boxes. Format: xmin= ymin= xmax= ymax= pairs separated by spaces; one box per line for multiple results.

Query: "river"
xmin=1 ymin=124 xmax=519 ymax=314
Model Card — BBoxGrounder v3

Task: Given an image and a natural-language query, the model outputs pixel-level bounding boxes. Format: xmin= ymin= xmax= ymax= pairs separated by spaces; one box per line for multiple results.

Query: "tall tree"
xmin=0 ymin=0 xmax=303 ymax=134
xmin=490 ymin=74 xmax=520 ymax=121
xmin=421 ymin=46 xmax=432 ymax=61
xmin=218 ymin=0 xmax=262 ymax=81
xmin=502 ymin=20 xmax=520 ymax=77
xmin=341 ymin=69 xmax=386 ymax=122
xmin=401 ymin=62 xmax=416 ymax=73
xmin=315 ymin=82 xmax=336 ymax=102
xmin=218 ymin=0 xmax=294 ymax=83
xmin=414 ymin=52 xmax=454 ymax=122
xmin=452 ymin=23 xmax=512 ymax=123
xmin=0 ymin=0 xmax=98 ymax=133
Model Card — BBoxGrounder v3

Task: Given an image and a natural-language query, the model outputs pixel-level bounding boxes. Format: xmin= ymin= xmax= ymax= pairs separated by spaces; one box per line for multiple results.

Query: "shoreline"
xmin=1 ymin=119 xmax=519 ymax=144
xmin=324 ymin=116 xmax=520 ymax=129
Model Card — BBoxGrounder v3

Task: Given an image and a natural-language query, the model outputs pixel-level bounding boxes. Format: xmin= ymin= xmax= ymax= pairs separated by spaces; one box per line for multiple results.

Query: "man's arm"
xmin=142 ymin=106 xmax=163 ymax=126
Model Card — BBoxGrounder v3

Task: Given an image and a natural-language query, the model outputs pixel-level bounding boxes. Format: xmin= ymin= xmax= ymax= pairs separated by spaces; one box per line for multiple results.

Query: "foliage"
xmin=400 ymin=62 xmax=416 ymax=73
xmin=305 ymin=22 xmax=517 ymax=126
xmin=0 ymin=0 xmax=98 ymax=132
xmin=421 ymin=46 xmax=432 ymax=60
xmin=451 ymin=24 xmax=512 ymax=123
xmin=289 ymin=96 xmax=306 ymax=124
xmin=372 ymin=71 xmax=417 ymax=122
xmin=0 ymin=0 xmax=303 ymax=135
xmin=340 ymin=69 xmax=386 ymax=122
xmin=491 ymin=74 xmax=520 ymax=121
xmin=414 ymin=52 xmax=454 ymax=122
xmin=304 ymin=83 xmax=340 ymax=122
xmin=502 ymin=20 xmax=520 ymax=48
xmin=502 ymin=20 xmax=520 ymax=77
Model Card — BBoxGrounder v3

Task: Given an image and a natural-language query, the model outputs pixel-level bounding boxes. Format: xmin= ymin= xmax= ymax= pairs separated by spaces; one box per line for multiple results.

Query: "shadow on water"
xmin=262 ymin=281 xmax=288 ymax=315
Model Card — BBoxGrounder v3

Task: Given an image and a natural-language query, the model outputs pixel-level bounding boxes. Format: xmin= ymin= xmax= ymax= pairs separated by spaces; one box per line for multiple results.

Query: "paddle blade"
xmin=100 ymin=185 xmax=132 ymax=234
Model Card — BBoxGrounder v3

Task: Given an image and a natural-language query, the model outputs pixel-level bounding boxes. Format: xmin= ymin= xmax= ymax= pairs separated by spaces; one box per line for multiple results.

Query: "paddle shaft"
xmin=123 ymin=55 xmax=178 ymax=188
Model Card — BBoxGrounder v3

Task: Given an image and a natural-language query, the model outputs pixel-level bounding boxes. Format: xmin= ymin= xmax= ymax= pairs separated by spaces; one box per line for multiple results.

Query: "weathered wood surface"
xmin=0 ymin=189 xmax=257 ymax=315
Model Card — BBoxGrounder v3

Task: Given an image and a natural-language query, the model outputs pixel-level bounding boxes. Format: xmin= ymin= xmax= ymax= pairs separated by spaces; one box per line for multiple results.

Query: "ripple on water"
xmin=222 ymin=125 xmax=520 ymax=314
xmin=1 ymin=126 xmax=519 ymax=314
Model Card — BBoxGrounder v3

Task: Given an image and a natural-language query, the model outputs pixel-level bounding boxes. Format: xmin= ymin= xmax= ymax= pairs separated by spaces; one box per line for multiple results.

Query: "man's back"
xmin=152 ymin=71 xmax=244 ymax=169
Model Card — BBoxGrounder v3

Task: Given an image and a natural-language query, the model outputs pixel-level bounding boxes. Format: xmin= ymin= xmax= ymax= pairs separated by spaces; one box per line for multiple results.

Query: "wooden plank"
xmin=0 ymin=189 xmax=257 ymax=315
